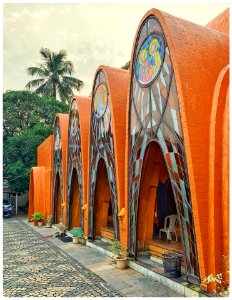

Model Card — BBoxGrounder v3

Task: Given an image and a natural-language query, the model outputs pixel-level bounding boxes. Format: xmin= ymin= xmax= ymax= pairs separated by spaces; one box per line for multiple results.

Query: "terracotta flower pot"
xmin=79 ymin=236 xmax=86 ymax=245
xmin=34 ymin=219 xmax=39 ymax=226
xmin=116 ymin=256 xmax=127 ymax=269
xmin=73 ymin=236 xmax=79 ymax=244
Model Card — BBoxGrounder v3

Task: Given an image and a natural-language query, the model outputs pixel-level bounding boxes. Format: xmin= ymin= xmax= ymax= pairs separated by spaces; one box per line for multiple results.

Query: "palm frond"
xmin=35 ymin=80 xmax=53 ymax=97
xmin=26 ymin=66 xmax=47 ymax=77
xmin=58 ymin=61 xmax=74 ymax=75
xmin=56 ymin=49 xmax=68 ymax=62
xmin=35 ymin=63 xmax=50 ymax=76
xmin=57 ymin=81 xmax=73 ymax=103
xmin=62 ymin=76 xmax=84 ymax=90
xmin=40 ymin=48 xmax=51 ymax=60
xmin=25 ymin=78 xmax=46 ymax=89
xmin=40 ymin=48 xmax=54 ymax=72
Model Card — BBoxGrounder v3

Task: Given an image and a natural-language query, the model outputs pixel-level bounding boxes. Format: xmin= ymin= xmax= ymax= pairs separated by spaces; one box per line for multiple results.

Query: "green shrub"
xmin=70 ymin=227 xmax=83 ymax=237
xmin=32 ymin=212 xmax=44 ymax=220
xmin=107 ymin=239 xmax=127 ymax=258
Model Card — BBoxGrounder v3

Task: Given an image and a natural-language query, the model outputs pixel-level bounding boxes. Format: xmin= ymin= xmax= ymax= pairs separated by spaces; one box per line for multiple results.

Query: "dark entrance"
xmin=93 ymin=159 xmax=113 ymax=240
xmin=137 ymin=142 xmax=182 ymax=259
xmin=54 ymin=173 xmax=62 ymax=224
xmin=69 ymin=168 xmax=81 ymax=229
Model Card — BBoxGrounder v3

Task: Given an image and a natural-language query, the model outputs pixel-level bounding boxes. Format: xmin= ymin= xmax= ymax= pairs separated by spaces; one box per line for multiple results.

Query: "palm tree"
xmin=25 ymin=48 xmax=84 ymax=102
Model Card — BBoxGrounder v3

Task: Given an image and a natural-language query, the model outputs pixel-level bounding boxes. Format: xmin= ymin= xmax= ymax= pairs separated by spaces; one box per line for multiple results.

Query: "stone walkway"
xmin=3 ymin=217 xmax=182 ymax=297
xmin=3 ymin=218 xmax=123 ymax=297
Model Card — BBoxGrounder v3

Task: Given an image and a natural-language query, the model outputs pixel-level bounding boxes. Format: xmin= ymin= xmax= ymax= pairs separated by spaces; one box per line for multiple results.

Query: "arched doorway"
xmin=137 ymin=142 xmax=182 ymax=260
xmin=69 ymin=168 xmax=81 ymax=229
xmin=54 ymin=173 xmax=62 ymax=224
xmin=93 ymin=159 xmax=113 ymax=240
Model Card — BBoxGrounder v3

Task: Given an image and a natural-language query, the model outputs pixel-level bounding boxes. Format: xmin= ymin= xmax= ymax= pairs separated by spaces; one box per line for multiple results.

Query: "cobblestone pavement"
xmin=3 ymin=218 xmax=124 ymax=297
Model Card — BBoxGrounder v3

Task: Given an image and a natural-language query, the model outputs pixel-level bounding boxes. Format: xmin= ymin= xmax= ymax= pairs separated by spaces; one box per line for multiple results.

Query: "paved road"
xmin=3 ymin=218 xmax=123 ymax=297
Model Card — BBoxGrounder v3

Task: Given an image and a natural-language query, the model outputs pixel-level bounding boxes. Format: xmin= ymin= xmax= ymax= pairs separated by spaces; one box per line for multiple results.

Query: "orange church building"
xmin=28 ymin=7 xmax=229 ymax=293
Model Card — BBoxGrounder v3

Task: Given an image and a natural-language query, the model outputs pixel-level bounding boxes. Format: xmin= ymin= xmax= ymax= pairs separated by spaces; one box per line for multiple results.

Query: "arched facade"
xmin=52 ymin=114 xmax=69 ymax=224
xmin=126 ymin=8 xmax=229 ymax=285
xmin=66 ymin=96 xmax=91 ymax=232
xmin=128 ymin=14 xmax=200 ymax=282
xmin=27 ymin=6 xmax=229 ymax=293
xmin=88 ymin=66 xmax=129 ymax=242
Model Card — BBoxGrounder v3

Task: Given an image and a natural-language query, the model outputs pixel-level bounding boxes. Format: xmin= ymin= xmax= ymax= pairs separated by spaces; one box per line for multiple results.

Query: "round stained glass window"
xmin=93 ymin=83 xmax=108 ymax=117
xmin=135 ymin=34 xmax=164 ymax=85
xmin=70 ymin=101 xmax=78 ymax=137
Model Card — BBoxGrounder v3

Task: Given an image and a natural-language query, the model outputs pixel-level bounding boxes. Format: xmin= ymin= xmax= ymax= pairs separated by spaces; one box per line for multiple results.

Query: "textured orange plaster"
xmin=28 ymin=135 xmax=54 ymax=221
xmin=206 ymin=8 xmax=229 ymax=35
xmin=207 ymin=66 xmax=229 ymax=292
xmin=28 ymin=167 xmax=45 ymax=220
xmin=37 ymin=135 xmax=54 ymax=170
xmin=127 ymin=8 xmax=229 ymax=281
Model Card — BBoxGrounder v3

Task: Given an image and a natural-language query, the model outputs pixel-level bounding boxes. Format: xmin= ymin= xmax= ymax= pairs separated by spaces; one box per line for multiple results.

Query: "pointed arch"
xmin=128 ymin=14 xmax=200 ymax=282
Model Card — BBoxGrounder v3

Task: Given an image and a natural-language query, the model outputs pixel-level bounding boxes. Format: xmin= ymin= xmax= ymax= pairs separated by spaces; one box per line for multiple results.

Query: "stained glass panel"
xmin=135 ymin=34 xmax=164 ymax=85
xmin=93 ymin=83 xmax=108 ymax=118
xmin=52 ymin=117 xmax=63 ymax=223
xmin=88 ymin=70 xmax=119 ymax=240
xmin=66 ymin=98 xmax=84 ymax=230
xmin=129 ymin=16 xmax=199 ymax=281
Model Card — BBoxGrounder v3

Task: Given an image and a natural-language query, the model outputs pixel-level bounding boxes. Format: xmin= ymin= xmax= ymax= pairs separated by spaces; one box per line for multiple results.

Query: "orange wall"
xmin=28 ymin=135 xmax=54 ymax=220
xmin=127 ymin=8 xmax=229 ymax=282
xmin=208 ymin=66 xmax=229 ymax=281
xmin=206 ymin=8 xmax=229 ymax=35
xmin=28 ymin=167 xmax=45 ymax=220
xmin=37 ymin=135 xmax=54 ymax=170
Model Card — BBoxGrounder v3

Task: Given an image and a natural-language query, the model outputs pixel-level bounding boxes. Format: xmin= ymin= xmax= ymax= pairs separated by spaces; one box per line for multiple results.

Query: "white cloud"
xmin=3 ymin=3 xmax=229 ymax=97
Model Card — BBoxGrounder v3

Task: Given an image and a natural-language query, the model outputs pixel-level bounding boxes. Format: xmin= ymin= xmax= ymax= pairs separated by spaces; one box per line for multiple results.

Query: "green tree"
xmin=121 ymin=61 xmax=130 ymax=70
xmin=3 ymin=90 xmax=69 ymax=192
xmin=25 ymin=48 xmax=84 ymax=102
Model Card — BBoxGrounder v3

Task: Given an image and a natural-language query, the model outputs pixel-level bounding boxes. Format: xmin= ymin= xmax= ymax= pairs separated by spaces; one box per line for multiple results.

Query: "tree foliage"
xmin=121 ymin=61 xmax=130 ymax=70
xmin=3 ymin=90 xmax=69 ymax=192
xmin=25 ymin=48 xmax=84 ymax=102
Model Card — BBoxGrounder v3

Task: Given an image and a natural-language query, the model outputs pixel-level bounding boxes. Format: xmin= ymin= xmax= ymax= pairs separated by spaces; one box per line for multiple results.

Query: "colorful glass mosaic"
xmin=129 ymin=16 xmax=200 ymax=282
xmin=52 ymin=117 xmax=63 ymax=223
xmin=93 ymin=83 xmax=108 ymax=117
xmin=88 ymin=70 xmax=119 ymax=240
xmin=66 ymin=99 xmax=84 ymax=230
xmin=135 ymin=34 xmax=164 ymax=85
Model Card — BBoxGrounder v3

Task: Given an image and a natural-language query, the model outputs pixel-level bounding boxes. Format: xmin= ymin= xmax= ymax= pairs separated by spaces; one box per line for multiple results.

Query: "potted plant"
xmin=57 ymin=221 xmax=67 ymax=236
xmin=78 ymin=229 xmax=86 ymax=245
xmin=32 ymin=212 xmax=44 ymax=226
xmin=45 ymin=215 xmax=53 ymax=228
xmin=70 ymin=227 xmax=83 ymax=244
xmin=107 ymin=239 xmax=128 ymax=269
